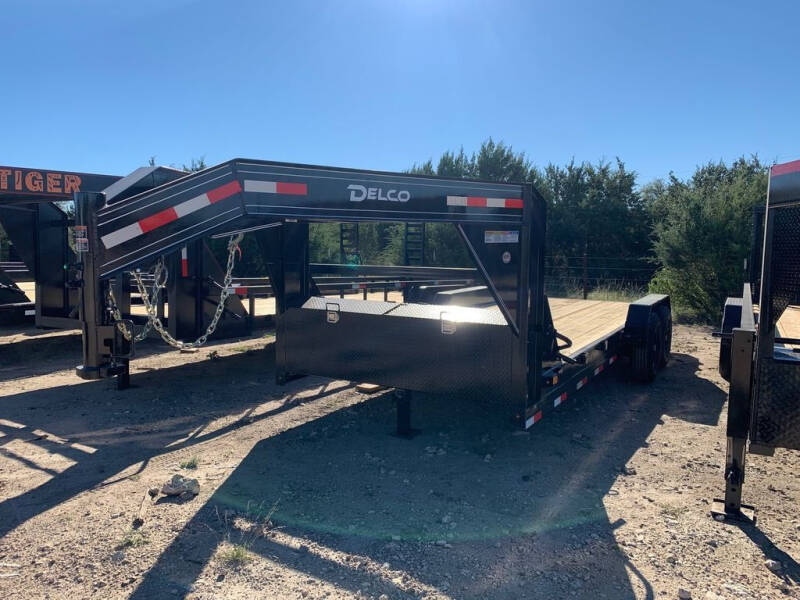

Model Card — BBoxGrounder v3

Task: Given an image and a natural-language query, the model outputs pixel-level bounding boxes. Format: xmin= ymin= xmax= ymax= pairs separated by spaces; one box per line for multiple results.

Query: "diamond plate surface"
xmin=767 ymin=205 xmax=800 ymax=331
xmin=753 ymin=357 xmax=800 ymax=449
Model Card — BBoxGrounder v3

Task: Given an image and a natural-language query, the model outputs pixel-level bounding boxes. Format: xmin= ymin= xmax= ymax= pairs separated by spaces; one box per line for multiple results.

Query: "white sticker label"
xmin=484 ymin=230 xmax=519 ymax=244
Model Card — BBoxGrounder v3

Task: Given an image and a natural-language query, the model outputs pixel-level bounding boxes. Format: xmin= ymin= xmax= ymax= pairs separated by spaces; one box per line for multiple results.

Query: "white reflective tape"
xmin=101 ymin=222 xmax=144 ymax=249
xmin=554 ymin=396 xmax=561 ymax=407
xmin=446 ymin=196 xmax=467 ymax=206
xmin=525 ymin=415 xmax=535 ymax=429
xmin=174 ymin=193 xmax=210 ymax=218
xmin=485 ymin=197 xmax=506 ymax=208
xmin=244 ymin=180 xmax=278 ymax=194
xmin=181 ymin=246 xmax=188 ymax=259
xmin=25 ymin=309 xmax=35 ymax=316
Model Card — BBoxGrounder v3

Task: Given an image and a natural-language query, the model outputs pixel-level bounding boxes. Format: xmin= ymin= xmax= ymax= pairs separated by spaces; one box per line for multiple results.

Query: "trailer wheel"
xmin=656 ymin=304 xmax=672 ymax=368
xmin=632 ymin=313 xmax=662 ymax=382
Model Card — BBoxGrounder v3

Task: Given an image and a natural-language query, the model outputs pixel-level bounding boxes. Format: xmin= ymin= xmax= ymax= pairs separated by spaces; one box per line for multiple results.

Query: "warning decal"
xmin=484 ymin=230 xmax=519 ymax=244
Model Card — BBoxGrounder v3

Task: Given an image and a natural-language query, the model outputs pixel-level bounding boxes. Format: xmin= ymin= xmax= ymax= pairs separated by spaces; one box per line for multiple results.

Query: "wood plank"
xmin=549 ymin=298 xmax=629 ymax=356
xmin=356 ymin=383 xmax=387 ymax=394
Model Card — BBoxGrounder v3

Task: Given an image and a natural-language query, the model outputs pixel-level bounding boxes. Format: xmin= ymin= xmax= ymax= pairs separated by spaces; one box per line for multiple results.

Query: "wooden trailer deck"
xmin=549 ymin=298 xmax=630 ymax=357
xmin=777 ymin=305 xmax=800 ymax=348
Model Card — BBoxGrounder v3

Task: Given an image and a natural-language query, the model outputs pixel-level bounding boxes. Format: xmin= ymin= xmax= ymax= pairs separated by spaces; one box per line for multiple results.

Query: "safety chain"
xmin=109 ymin=233 xmax=243 ymax=350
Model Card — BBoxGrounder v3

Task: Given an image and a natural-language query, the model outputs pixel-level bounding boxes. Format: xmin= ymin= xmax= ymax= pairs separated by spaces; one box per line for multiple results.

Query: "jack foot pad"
xmin=711 ymin=499 xmax=756 ymax=524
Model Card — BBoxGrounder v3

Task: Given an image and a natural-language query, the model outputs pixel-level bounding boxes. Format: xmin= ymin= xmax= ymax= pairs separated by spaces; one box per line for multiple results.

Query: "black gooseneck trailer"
xmin=72 ymin=158 xmax=672 ymax=429
xmin=715 ymin=159 xmax=800 ymax=521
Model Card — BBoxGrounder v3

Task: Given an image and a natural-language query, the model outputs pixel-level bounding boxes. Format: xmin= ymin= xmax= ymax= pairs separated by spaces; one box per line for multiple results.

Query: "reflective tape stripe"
xmin=594 ymin=364 xmax=604 ymax=376
xmin=525 ymin=410 xmax=544 ymax=429
xmin=576 ymin=377 xmax=588 ymax=390
xmin=553 ymin=392 xmax=568 ymax=407
xmin=609 ymin=355 xmax=617 ymax=365
xmin=446 ymin=196 xmax=521 ymax=209
xmin=101 ymin=221 xmax=143 ymax=248
xmin=181 ymin=246 xmax=188 ymax=277
xmin=101 ymin=180 xmax=243 ymax=249
xmin=243 ymin=180 xmax=308 ymax=195
xmin=233 ymin=286 xmax=248 ymax=295
xmin=174 ymin=193 xmax=210 ymax=218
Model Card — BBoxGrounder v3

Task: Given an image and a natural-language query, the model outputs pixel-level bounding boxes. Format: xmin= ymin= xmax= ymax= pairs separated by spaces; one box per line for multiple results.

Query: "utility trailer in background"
xmin=71 ymin=158 xmax=672 ymax=429
xmin=714 ymin=159 xmax=800 ymax=521
xmin=0 ymin=166 xmax=121 ymax=326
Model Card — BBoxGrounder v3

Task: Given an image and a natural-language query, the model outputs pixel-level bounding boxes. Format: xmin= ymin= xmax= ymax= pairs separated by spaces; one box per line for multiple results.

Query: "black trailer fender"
xmin=718 ymin=296 xmax=744 ymax=382
xmin=622 ymin=294 xmax=671 ymax=381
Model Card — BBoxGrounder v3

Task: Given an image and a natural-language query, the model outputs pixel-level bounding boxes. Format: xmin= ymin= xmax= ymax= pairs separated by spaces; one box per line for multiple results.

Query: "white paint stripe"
xmin=101 ymin=222 xmax=143 ymax=249
xmin=244 ymin=180 xmax=278 ymax=194
xmin=174 ymin=193 xmax=210 ymax=218
xmin=485 ymin=197 xmax=506 ymax=208
xmin=446 ymin=196 xmax=467 ymax=206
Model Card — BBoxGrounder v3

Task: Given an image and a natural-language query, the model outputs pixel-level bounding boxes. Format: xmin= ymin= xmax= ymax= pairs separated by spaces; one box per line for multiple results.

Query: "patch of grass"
xmin=180 ymin=456 xmax=199 ymax=470
xmin=659 ymin=503 xmax=684 ymax=519
xmin=118 ymin=529 xmax=149 ymax=549
xmin=218 ymin=543 xmax=251 ymax=566
xmin=214 ymin=500 xmax=280 ymax=569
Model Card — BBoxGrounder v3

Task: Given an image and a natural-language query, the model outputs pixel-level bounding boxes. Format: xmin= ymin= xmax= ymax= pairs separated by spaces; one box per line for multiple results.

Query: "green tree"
xmin=648 ymin=157 xmax=768 ymax=321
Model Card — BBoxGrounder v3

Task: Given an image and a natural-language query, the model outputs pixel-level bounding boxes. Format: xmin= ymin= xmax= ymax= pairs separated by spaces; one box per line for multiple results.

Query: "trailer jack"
xmin=394 ymin=389 xmax=419 ymax=438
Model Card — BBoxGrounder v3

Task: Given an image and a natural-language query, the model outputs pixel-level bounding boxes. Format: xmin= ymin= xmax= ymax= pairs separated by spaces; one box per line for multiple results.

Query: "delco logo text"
xmin=347 ymin=184 xmax=410 ymax=203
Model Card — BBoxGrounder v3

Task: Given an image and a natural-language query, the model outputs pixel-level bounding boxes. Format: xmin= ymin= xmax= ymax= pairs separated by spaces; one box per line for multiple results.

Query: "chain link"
xmin=109 ymin=233 xmax=243 ymax=350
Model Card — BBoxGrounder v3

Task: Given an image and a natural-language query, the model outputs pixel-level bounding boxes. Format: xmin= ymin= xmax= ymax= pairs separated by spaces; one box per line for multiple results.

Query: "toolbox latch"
xmin=326 ymin=303 xmax=340 ymax=324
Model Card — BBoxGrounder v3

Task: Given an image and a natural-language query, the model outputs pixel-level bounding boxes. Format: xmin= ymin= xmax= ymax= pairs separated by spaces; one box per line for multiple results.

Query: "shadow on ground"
xmin=123 ymin=351 xmax=729 ymax=599
xmin=0 ymin=342 xmax=340 ymax=539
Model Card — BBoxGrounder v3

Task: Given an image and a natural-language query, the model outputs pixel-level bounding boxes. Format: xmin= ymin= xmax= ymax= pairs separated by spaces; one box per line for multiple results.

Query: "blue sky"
xmin=2 ymin=0 xmax=799 ymax=183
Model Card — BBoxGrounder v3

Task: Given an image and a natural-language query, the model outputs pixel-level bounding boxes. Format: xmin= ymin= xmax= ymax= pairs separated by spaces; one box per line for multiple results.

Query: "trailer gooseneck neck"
xmin=73 ymin=158 xmax=671 ymax=429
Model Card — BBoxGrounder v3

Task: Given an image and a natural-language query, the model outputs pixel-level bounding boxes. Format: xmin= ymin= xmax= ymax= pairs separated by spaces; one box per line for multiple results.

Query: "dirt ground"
xmin=0 ymin=324 xmax=799 ymax=600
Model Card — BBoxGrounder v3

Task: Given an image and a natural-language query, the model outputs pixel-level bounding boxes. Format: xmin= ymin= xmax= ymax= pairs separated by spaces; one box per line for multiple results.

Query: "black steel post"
xmin=395 ymin=389 xmax=418 ymax=438
xmin=74 ymin=192 xmax=108 ymax=380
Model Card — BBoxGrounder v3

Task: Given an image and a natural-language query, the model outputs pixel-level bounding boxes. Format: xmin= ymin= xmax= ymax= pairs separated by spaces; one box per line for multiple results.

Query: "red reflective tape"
xmin=139 ymin=207 xmax=178 ymax=233
xmin=467 ymin=196 xmax=487 ymax=207
xmin=207 ymin=180 xmax=242 ymax=203
xmin=276 ymin=182 xmax=307 ymax=195
xmin=609 ymin=355 xmax=617 ymax=364
xmin=560 ymin=392 xmax=568 ymax=403
xmin=234 ymin=286 xmax=248 ymax=295
xmin=595 ymin=364 xmax=604 ymax=375
xmin=505 ymin=198 xmax=523 ymax=209
xmin=533 ymin=410 xmax=543 ymax=423
xmin=181 ymin=259 xmax=189 ymax=277
xmin=772 ymin=160 xmax=800 ymax=177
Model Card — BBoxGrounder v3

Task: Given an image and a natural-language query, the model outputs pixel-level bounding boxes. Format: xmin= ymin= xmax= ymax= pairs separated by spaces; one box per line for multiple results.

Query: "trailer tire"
xmin=632 ymin=313 xmax=662 ymax=382
xmin=656 ymin=304 xmax=672 ymax=368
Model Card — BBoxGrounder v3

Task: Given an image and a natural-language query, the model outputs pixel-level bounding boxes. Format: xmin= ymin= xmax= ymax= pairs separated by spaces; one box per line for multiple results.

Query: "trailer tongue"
xmin=72 ymin=158 xmax=671 ymax=429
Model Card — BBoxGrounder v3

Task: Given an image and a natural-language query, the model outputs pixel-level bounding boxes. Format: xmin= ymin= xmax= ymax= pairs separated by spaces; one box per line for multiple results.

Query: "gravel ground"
xmin=0 ymin=324 xmax=798 ymax=599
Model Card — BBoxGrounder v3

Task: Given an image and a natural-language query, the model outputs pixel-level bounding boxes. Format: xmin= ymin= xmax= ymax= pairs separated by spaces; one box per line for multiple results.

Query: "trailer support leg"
xmin=117 ymin=359 xmax=130 ymax=390
xmin=394 ymin=389 xmax=418 ymax=438
xmin=712 ymin=328 xmax=756 ymax=523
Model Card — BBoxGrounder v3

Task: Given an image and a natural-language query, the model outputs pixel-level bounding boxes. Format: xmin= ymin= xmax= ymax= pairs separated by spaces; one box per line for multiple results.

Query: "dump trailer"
xmin=714 ymin=158 xmax=800 ymax=521
xmin=71 ymin=159 xmax=672 ymax=429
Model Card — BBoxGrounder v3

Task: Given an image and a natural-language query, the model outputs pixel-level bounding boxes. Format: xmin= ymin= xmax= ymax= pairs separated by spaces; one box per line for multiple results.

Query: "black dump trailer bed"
xmin=715 ymin=158 xmax=800 ymax=521
xmin=71 ymin=158 xmax=672 ymax=429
